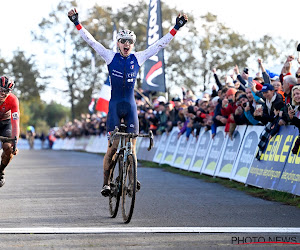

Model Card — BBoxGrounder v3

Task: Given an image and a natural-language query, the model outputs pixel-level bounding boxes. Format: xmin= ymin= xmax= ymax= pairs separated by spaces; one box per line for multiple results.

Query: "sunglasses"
xmin=296 ymin=73 xmax=300 ymax=78
xmin=119 ymin=39 xmax=134 ymax=44
xmin=0 ymin=87 xmax=11 ymax=95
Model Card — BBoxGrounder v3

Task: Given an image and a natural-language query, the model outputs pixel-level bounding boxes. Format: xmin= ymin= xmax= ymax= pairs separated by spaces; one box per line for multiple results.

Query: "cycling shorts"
xmin=106 ymin=101 xmax=139 ymax=139
xmin=0 ymin=119 xmax=12 ymax=138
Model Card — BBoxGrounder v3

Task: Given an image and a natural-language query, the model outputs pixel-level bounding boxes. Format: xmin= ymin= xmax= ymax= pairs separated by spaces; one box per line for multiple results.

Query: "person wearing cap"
xmin=253 ymin=83 xmax=284 ymax=125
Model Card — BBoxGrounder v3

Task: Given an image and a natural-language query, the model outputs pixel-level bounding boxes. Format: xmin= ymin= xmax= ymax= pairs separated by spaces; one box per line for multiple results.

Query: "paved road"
xmin=0 ymin=150 xmax=299 ymax=249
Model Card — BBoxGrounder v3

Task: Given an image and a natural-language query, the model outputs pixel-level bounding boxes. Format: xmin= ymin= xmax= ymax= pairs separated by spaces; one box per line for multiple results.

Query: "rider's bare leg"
xmin=0 ymin=142 xmax=13 ymax=173
xmin=0 ymin=142 xmax=13 ymax=187
xmin=103 ymin=138 xmax=119 ymax=186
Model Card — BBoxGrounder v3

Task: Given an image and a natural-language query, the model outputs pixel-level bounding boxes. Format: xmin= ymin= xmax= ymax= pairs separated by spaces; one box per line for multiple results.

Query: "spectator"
xmin=221 ymin=88 xmax=238 ymax=138
xmin=282 ymin=75 xmax=297 ymax=105
xmin=272 ymin=81 xmax=285 ymax=102
xmin=287 ymin=85 xmax=300 ymax=154
xmin=156 ymin=102 xmax=168 ymax=135
xmin=212 ymin=87 xmax=229 ymax=138
xmin=244 ymin=88 xmax=260 ymax=125
xmin=279 ymin=55 xmax=294 ymax=83
xmin=165 ymin=102 xmax=176 ymax=133
xmin=253 ymin=83 xmax=284 ymax=125
xmin=295 ymin=67 xmax=300 ymax=85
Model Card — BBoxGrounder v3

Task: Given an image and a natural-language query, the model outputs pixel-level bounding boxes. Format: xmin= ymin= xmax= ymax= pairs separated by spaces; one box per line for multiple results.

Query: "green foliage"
xmin=8 ymin=50 xmax=45 ymax=101
xmin=44 ymin=101 xmax=70 ymax=128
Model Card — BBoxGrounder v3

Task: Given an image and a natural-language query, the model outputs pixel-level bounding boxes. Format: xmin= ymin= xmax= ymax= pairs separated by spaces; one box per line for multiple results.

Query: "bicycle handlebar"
xmin=109 ymin=129 xmax=154 ymax=151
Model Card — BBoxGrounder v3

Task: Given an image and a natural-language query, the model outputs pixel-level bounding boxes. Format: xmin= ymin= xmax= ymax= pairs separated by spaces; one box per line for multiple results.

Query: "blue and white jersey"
xmin=78 ymin=26 xmax=175 ymax=134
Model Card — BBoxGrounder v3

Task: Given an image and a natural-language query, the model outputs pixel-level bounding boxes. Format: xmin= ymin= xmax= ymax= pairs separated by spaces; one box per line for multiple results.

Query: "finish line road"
xmin=0 ymin=150 xmax=299 ymax=249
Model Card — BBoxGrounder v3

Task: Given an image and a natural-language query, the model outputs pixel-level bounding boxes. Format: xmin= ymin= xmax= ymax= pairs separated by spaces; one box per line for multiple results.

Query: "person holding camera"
xmin=233 ymin=93 xmax=252 ymax=125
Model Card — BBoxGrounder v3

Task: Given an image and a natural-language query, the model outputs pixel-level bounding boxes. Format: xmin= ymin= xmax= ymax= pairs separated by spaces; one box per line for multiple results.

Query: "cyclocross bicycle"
xmin=108 ymin=124 xmax=153 ymax=223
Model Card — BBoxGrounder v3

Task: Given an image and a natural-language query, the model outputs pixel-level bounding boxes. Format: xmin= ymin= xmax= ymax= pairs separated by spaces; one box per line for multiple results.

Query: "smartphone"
xmin=256 ymin=104 xmax=262 ymax=110
xmin=248 ymin=77 xmax=253 ymax=87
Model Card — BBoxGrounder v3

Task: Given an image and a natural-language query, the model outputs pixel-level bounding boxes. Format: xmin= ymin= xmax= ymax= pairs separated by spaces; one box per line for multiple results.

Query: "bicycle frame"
xmin=108 ymin=126 xmax=153 ymax=223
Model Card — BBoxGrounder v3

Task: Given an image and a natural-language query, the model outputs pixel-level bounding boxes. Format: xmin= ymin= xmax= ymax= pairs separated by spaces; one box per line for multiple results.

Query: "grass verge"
xmin=139 ymin=160 xmax=300 ymax=209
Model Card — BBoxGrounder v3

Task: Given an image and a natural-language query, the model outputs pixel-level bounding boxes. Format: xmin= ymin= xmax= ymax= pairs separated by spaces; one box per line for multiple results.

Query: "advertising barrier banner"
xmin=231 ymin=126 xmax=264 ymax=183
xmin=161 ymin=128 xmax=180 ymax=165
xmin=215 ymin=125 xmax=247 ymax=179
xmin=189 ymin=129 xmax=211 ymax=173
xmin=277 ymin=128 xmax=300 ymax=196
xmin=180 ymin=135 xmax=199 ymax=170
xmin=146 ymin=135 xmax=161 ymax=162
xmin=201 ymin=127 xmax=226 ymax=176
xmin=172 ymin=135 xmax=191 ymax=169
xmin=137 ymin=137 xmax=148 ymax=161
xmin=153 ymin=128 xmax=179 ymax=163
xmin=246 ymin=126 xmax=297 ymax=190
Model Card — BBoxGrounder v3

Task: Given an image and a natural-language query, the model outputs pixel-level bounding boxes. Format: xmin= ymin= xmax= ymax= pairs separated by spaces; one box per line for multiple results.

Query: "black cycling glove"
xmin=68 ymin=10 xmax=79 ymax=26
xmin=174 ymin=15 xmax=187 ymax=30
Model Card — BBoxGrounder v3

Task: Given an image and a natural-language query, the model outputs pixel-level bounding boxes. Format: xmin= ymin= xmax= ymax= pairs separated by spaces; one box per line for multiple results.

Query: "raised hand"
xmin=174 ymin=13 xmax=188 ymax=30
xmin=68 ymin=8 xmax=79 ymax=25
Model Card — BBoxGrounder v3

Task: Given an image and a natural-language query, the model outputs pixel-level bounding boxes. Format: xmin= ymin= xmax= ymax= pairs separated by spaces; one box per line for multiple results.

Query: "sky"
xmin=1 ymin=0 xmax=300 ymax=105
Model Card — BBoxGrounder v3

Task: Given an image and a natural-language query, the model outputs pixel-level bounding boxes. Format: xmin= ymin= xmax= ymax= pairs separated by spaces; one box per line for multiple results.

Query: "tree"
xmin=44 ymin=101 xmax=70 ymax=128
xmin=8 ymin=50 xmax=45 ymax=101
xmin=197 ymin=13 xmax=279 ymax=91
xmin=33 ymin=0 xmax=114 ymax=120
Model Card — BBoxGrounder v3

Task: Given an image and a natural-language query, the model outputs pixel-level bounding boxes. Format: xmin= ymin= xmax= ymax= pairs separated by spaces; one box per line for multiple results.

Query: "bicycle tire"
xmin=121 ymin=154 xmax=137 ymax=223
xmin=109 ymin=153 xmax=123 ymax=218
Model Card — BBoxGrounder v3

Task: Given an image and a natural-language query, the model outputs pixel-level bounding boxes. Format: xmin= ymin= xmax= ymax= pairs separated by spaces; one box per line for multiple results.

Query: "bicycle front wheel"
xmin=109 ymin=153 xmax=123 ymax=218
xmin=121 ymin=154 xmax=137 ymax=223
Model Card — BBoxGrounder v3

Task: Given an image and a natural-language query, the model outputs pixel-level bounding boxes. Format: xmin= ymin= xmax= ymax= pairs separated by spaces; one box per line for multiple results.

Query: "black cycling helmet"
xmin=0 ymin=76 xmax=15 ymax=91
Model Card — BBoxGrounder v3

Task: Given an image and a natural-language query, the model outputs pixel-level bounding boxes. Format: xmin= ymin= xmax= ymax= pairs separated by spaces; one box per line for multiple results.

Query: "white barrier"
xmin=49 ymin=125 xmax=300 ymax=196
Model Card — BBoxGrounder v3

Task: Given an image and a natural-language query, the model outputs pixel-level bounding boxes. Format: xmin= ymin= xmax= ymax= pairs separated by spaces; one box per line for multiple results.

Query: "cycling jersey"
xmin=0 ymin=94 xmax=20 ymax=140
xmin=77 ymin=25 xmax=176 ymax=137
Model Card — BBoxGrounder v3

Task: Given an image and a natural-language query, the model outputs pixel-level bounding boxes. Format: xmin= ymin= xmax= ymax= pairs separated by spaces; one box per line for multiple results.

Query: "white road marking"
xmin=0 ymin=227 xmax=299 ymax=234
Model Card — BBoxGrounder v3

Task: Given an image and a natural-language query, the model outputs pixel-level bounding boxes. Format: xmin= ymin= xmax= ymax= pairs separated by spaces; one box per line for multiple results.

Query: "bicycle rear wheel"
xmin=122 ymin=154 xmax=137 ymax=223
xmin=109 ymin=153 xmax=123 ymax=218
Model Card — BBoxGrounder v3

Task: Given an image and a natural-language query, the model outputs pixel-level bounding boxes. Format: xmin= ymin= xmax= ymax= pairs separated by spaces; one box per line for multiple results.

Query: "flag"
xmin=88 ymin=98 xmax=95 ymax=113
xmin=95 ymin=23 xmax=117 ymax=114
xmin=142 ymin=0 xmax=166 ymax=92
xmin=95 ymin=77 xmax=111 ymax=114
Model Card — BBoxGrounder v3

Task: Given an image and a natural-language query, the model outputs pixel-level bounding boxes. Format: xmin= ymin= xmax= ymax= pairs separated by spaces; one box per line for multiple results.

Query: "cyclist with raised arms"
xmin=0 ymin=76 xmax=20 ymax=187
xmin=68 ymin=8 xmax=188 ymax=196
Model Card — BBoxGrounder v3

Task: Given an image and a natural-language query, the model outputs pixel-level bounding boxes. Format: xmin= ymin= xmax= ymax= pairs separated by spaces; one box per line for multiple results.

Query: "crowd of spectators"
xmin=53 ymin=55 xmax=300 ymax=157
